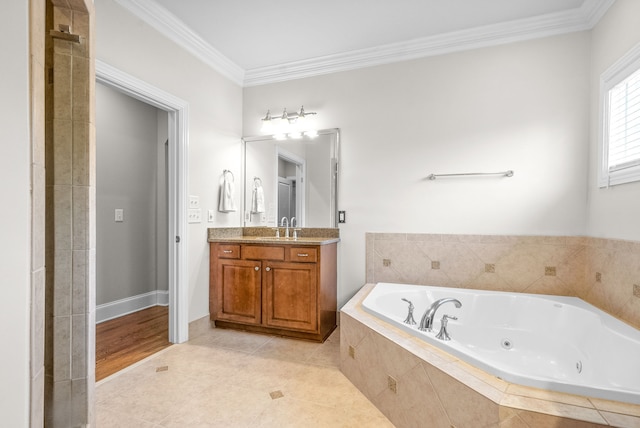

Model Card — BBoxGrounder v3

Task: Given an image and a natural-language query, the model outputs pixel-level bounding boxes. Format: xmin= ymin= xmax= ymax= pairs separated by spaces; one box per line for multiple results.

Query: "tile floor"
xmin=96 ymin=327 xmax=394 ymax=427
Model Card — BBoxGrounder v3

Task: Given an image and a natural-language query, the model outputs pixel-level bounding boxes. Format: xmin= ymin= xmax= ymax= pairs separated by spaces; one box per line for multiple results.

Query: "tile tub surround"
xmin=340 ymin=284 xmax=640 ymax=428
xmin=366 ymin=233 xmax=640 ymax=330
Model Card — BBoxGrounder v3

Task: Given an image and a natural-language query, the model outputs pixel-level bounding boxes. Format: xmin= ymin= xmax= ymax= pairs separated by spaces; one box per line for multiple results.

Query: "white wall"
xmin=0 ymin=1 xmax=30 ymax=425
xmin=96 ymin=0 xmax=243 ymax=322
xmin=587 ymin=0 xmax=640 ymax=241
xmin=96 ymin=82 xmax=167 ymax=305
xmin=244 ymin=32 xmax=592 ymax=305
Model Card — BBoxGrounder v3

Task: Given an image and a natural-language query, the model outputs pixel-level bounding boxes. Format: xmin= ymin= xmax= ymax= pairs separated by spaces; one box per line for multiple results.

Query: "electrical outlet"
xmin=208 ymin=209 xmax=214 ymax=222
xmin=114 ymin=209 xmax=124 ymax=222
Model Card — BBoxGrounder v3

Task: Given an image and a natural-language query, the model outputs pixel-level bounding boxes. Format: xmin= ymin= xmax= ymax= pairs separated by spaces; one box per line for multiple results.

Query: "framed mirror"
xmin=242 ymin=128 xmax=339 ymax=228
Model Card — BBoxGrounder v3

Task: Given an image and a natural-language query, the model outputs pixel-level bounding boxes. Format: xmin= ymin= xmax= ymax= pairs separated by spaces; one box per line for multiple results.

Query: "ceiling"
xmin=116 ymin=0 xmax=614 ymax=86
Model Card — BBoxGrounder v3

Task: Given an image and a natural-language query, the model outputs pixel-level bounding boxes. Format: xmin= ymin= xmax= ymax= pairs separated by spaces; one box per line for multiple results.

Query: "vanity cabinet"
xmin=210 ymin=241 xmax=337 ymax=342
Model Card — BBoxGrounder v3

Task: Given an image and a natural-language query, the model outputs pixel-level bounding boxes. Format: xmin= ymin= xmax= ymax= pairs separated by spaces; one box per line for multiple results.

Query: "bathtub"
xmin=361 ymin=282 xmax=640 ymax=405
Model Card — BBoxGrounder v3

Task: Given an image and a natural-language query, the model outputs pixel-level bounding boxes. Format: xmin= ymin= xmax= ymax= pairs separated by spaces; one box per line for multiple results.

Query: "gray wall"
xmin=96 ymin=82 xmax=168 ymax=305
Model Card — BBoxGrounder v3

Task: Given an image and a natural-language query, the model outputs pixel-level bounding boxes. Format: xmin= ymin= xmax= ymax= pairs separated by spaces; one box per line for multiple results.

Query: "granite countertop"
xmin=207 ymin=227 xmax=340 ymax=245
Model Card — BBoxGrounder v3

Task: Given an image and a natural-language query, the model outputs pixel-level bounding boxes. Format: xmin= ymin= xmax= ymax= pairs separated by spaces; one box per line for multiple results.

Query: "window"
xmin=600 ymin=42 xmax=640 ymax=187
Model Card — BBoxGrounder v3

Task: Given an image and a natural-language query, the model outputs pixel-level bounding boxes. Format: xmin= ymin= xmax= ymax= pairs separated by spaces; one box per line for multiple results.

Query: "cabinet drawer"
xmin=289 ymin=247 xmax=318 ymax=262
xmin=217 ymin=244 xmax=240 ymax=259
xmin=242 ymin=245 xmax=285 ymax=260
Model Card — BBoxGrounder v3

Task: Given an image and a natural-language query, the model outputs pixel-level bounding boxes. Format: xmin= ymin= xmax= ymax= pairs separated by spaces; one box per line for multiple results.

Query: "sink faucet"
xmin=419 ymin=298 xmax=462 ymax=332
xmin=280 ymin=217 xmax=289 ymax=238
xmin=290 ymin=217 xmax=298 ymax=239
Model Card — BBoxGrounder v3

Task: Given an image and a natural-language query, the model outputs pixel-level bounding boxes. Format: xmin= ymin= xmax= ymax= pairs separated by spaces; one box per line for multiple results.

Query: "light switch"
xmin=188 ymin=208 xmax=201 ymax=223
xmin=208 ymin=209 xmax=214 ymax=222
xmin=115 ymin=209 xmax=124 ymax=222
xmin=189 ymin=195 xmax=200 ymax=209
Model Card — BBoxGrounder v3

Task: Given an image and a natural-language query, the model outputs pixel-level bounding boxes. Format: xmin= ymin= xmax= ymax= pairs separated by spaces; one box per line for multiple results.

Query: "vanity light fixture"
xmin=261 ymin=106 xmax=318 ymax=139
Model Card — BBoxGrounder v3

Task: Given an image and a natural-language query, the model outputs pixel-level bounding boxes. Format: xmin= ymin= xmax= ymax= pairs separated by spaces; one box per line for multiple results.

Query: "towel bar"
xmin=427 ymin=170 xmax=513 ymax=180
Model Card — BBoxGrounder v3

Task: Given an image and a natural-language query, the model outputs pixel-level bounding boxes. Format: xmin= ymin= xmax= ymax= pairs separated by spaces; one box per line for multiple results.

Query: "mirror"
xmin=242 ymin=128 xmax=339 ymax=228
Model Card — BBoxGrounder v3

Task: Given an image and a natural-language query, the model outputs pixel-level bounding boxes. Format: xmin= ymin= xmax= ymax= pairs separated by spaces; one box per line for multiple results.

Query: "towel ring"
xmin=253 ymin=177 xmax=262 ymax=187
xmin=223 ymin=169 xmax=234 ymax=182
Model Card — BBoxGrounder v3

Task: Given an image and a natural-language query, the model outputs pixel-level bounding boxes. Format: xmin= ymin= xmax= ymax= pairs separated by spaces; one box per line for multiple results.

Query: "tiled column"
xmin=30 ymin=0 xmax=47 ymax=425
xmin=45 ymin=0 xmax=95 ymax=426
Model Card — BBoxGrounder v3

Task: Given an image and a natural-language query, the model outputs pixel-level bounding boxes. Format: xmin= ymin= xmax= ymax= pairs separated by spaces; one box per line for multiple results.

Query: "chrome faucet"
xmin=401 ymin=298 xmax=417 ymax=325
xmin=435 ymin=314 xmax=457 ymax=341
xmin=280 ymin=217 xmax=289 ymax=238
xmin=290 ymin=217 xmax=298 ymax=239
xmin=419 ymin=298 xmax=462 ymax=332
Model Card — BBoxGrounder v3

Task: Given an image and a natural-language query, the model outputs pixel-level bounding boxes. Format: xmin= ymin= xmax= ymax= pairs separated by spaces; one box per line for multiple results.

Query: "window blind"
xmin=608 ymin=68 xmax=640 ymax=172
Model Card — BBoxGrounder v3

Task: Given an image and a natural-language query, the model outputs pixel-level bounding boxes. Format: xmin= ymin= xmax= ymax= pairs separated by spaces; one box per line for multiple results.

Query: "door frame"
xmin=275 ymin=147 xmax=306 ymax=226
xmin=96 ymin=60 xmax=189 ymax=343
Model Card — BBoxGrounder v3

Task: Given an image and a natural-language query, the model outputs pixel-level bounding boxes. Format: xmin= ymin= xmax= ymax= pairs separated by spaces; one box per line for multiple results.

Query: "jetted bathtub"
xmin=362 ymin=282 xmax=640 ymax=404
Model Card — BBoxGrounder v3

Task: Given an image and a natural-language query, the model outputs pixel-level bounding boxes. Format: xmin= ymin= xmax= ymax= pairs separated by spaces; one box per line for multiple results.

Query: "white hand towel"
xmin=251 ymin=183 xmax=265 ymax=213
xmin=218 ymin=174 xmax=236 ymax=212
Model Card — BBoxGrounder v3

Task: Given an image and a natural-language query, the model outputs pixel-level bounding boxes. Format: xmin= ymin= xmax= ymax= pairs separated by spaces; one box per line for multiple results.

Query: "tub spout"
xmin=419 ymin=298 xmax=462 ymax=332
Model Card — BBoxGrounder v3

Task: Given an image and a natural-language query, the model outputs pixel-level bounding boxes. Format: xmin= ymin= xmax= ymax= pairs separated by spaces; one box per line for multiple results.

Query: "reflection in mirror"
xmin=243 ymin=129 xmax=339 ymax=228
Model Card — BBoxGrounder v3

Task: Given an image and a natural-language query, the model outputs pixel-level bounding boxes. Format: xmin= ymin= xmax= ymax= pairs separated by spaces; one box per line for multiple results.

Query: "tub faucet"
xmin=400 ymin=298 xmax=417 ymax=325
xmin=280 ymin=217 xmax=289 ymax=238
xmin=419 ymin=298 xmax=462 ymax=332
xmin=435 ymin=314 xmax=457 ymax=341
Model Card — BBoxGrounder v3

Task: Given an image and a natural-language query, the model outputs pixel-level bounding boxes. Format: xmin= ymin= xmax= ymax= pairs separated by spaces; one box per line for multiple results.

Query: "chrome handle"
xmin=297 ymin=253 xmax=309 ymax=257
xmin=265 ymin=267 xmax=271 ymax=271
xmin=254 ymin=266 xmax=259 ymax=271
xmin=223 ymin=250 xmax=233 ymax=254
xmin=401 ymin=298 xmax=416 ymax=325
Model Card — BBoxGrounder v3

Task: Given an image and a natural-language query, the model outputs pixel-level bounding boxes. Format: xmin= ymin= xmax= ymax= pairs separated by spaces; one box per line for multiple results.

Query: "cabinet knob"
xmin=254 ymin=266 xmax=260 ymax=271
xmin=265 ymin=267 xmax=271 ymax=271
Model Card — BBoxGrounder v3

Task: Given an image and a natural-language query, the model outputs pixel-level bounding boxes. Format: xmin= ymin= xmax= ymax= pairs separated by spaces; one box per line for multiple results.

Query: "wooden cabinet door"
xmin=263 ymin=262 xmax=317 ymax=332
xmin=215 ymin=259 xmax=262 ymax=325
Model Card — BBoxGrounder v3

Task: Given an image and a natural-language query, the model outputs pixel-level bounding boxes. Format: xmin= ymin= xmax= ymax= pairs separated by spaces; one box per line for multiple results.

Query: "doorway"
xmin=95 ymin=82 xmax=171 ymax=377
xmin=96 ymin=60 xmax=189 ymax=344
xmin=276 ymin=148 xmax=306 ymax=226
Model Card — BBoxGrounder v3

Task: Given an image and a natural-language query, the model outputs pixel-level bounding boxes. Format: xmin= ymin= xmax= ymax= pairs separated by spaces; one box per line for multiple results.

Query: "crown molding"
xmin=113 ymin=0 xmax=245 ymax=86
xmin=114 ymin=0 xmax=614 ymax=88
xmin=244 ymin=0 xmax=615 ymax=86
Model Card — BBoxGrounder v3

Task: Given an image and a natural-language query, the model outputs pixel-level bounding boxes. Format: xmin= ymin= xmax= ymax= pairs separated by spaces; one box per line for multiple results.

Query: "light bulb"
xmin=261 ymin=119 xmax=273 ymax=134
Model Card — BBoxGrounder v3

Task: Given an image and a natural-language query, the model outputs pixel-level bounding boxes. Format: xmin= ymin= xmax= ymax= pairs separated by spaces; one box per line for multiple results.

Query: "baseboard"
xmin=157 ymin=290 xmax=169 ymax=306
xmin=188 ymin=314 xmax=213 ymax=340
xmin=96 ymin=290 xmax=169 ymax=324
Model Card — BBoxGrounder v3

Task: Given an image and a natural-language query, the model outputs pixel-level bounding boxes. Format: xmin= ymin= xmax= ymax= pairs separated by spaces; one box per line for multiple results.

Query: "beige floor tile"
xmin=95 ymin=406 xmax=159 ymax=427
xmin=206 ymin=327 xmax=272 ymax=353
xmin=96 ymin=327 xmax=393 ymax=428
xmin=283 ymin=364 xmax=376 ymax=412
xmin=158 ymin=383 xmax=272 ymax=427
xmin=252 ymin=335 xmax=323 ymax=362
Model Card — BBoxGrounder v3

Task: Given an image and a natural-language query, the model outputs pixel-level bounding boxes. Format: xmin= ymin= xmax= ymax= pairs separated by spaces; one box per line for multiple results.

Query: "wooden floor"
xmin=96 ymin=305 xmax=171 ymax=381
